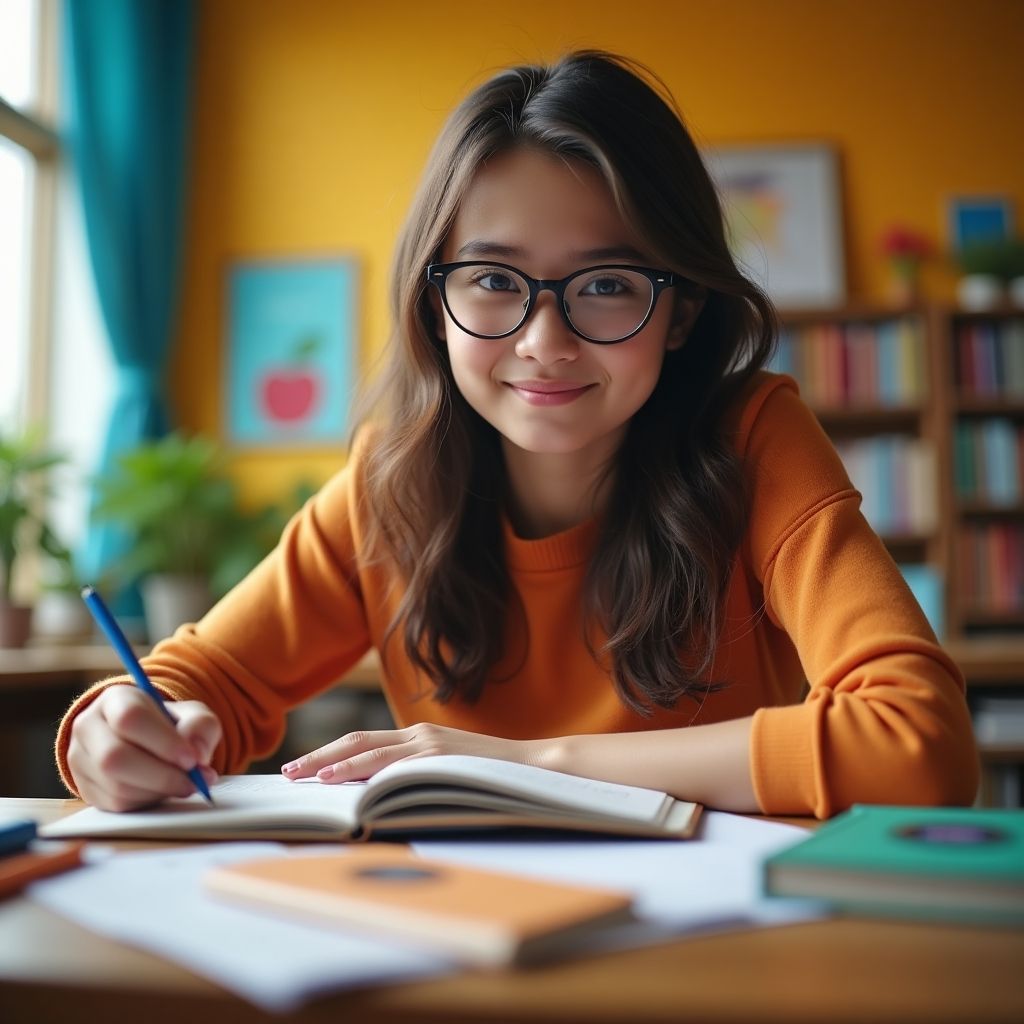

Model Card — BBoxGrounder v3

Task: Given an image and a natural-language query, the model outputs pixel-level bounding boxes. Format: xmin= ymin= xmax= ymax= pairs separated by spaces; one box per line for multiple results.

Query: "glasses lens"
xmin=564 ymin=269 xmax=655 ymax=342
xmin=443 ymin=265 xmax=530 ymax=338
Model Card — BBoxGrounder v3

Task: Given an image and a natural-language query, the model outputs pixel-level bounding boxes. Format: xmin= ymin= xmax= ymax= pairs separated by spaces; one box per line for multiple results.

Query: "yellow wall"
xmin=172 ymin=0 xmax=1024 ymax=503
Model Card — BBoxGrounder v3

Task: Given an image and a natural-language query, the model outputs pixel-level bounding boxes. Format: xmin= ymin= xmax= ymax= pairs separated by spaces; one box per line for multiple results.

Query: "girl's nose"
xmin=513 ymin=293 xmax=580 ymax=364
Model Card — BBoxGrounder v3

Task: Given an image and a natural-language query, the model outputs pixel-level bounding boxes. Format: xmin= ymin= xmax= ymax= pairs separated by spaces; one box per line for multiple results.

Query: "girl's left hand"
xmin=280 ymin=723 xmax=542 ymax=783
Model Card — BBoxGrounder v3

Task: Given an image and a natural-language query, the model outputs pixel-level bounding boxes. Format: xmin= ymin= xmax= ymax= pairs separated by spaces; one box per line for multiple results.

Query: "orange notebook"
xmin=205 ymin=846 xmax=634 ymax=966
xmin=0 ymin=841 xmax=85 ymax=899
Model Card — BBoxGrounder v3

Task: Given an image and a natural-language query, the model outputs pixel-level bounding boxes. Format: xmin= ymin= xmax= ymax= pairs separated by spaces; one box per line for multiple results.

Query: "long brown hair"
xmin=356 ymin=50 xmax=776 ymax=713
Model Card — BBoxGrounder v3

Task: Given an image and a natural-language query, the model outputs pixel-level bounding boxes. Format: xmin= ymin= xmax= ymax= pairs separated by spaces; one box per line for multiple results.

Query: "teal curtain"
xmin=63 ymin=0 xmax=195 ymax=596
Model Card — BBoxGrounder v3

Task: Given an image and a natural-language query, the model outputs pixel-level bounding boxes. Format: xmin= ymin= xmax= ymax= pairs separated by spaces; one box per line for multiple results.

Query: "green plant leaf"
xmin=0 ymin=427 xmax=70 ymax=601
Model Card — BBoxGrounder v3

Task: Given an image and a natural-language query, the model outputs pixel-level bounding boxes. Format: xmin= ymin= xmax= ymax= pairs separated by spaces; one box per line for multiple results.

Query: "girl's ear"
xmin=427 ymin=287 xmax=447 ymax=342
xmin=666 ymin=286 xmax=707 ymax=351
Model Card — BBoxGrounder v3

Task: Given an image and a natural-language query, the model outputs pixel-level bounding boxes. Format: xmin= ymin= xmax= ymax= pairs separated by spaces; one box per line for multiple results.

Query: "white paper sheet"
xmin=27 ymin=842 xmax=453 ymax=1012
xmin=413 ymin=810 xmax=824 ymax=927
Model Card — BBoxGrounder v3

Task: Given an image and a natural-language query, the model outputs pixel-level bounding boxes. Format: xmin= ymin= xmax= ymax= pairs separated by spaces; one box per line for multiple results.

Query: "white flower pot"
xmin=141 ymin=574 xmax=213 ymax=642
xmin=33 ymin=592 xmax=93 ymax=645
xmin=956 ymin=274 xmax=1004 ymax=311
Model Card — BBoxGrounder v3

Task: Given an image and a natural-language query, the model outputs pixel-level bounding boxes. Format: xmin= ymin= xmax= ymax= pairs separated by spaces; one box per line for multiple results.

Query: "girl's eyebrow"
xmin=453 ymin=240 xmax=649 ymax=263
xmin=453 ymin=240 xmax=524 ymax=260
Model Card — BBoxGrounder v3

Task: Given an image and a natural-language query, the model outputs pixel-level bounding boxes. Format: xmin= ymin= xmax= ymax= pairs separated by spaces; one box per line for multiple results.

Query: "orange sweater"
xmin=55 ymin=373 xmax=979 ymax=816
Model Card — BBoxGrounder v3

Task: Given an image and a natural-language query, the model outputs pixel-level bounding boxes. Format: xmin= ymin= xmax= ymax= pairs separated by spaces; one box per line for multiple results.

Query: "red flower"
xmin=880 ymin=226 xmax=933 ymax=259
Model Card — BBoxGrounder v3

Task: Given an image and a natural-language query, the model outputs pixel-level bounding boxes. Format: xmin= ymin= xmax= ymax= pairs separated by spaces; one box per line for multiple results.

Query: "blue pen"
xmin=80 ymin=585 xmax=214 ymax=804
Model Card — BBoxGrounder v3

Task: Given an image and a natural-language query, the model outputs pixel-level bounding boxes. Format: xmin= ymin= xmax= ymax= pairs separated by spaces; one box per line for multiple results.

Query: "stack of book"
xmin=836 ymin=435 xmax=937 ymax=537
xmin=770 ymin=317 xmax=925 ymax=409
xmin=958 ymin=523 xmax=1024 ymax=614
xmin=763 ymin=804 xmax=1024 ymax=926
xmin=956 ymin=319 xmax=1024 ymax=398
xmin=954 ymin=419 xmax=1024 ymax=506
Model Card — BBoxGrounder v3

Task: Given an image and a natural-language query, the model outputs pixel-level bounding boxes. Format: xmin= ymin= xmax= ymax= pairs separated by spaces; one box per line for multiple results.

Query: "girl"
xmin=59 ymin=51 xmax=978 ymax=818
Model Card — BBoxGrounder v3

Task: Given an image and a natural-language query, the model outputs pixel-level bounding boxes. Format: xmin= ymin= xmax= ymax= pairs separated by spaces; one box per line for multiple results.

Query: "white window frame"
xmin=0 ymin=0 xmax=59 ymax=431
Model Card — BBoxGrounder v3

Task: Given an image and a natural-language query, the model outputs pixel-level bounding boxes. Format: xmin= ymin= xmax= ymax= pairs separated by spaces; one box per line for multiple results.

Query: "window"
xmin=2 ymin=0 xmax=111 ymax=571
xmin=0 ymin=0 xmax=56 ymax=435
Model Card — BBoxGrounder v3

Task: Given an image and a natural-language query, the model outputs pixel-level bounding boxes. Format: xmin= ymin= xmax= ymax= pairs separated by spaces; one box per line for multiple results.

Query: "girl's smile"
xmin=504 ymin=379 xmax=598 ymax=406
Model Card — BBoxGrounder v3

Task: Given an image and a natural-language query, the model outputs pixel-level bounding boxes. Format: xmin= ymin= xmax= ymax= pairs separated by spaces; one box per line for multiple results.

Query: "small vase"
xmin=887 ymin=273 xmax=919 ymax=306
xmin=0 ymin=600 xmax=34 ymax=648
xmin=1008 ymin=276 xmax=1024 ymax=309
xmin=141 ymin=574 xmax=214 ymax=642
xmin=33 ymin=591 xmax=93 ymax=645
xmin=956 ymin=274 xmax=1004 ymax=311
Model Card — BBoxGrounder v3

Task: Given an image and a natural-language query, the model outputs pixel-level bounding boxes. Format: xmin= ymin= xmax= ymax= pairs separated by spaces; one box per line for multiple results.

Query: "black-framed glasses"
xmin=425 ymin=261 xmax=679 ymax=345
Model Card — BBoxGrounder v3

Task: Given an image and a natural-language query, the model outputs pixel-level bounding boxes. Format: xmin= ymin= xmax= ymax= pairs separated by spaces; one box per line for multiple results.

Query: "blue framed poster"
xmin=948 ymin=197 xmax=1013 ymax=252
xmin=226 ymin=258 xmax=356 ymax=446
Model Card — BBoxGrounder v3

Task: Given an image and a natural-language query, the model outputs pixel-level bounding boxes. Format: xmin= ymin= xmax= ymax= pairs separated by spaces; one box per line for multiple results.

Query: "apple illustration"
xmin=260 ymin=334 xmax=322 ymax=423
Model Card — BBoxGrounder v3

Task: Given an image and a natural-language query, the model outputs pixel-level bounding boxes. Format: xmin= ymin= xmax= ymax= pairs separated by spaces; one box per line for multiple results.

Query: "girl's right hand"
xmin=66 ymin=684 xmax=221 ymax=811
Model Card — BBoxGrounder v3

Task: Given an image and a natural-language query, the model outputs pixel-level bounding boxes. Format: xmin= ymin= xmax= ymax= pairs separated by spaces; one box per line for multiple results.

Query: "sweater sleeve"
xmin=54 ymin=443 xmax=374 ymax=795
xmin=740 ymin=377 xmax=979 ymax=817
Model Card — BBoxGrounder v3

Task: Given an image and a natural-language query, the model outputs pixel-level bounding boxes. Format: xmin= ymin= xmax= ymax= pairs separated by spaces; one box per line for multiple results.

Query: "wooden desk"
xmin=0 ymin=799 xmax=1021 ymax=1024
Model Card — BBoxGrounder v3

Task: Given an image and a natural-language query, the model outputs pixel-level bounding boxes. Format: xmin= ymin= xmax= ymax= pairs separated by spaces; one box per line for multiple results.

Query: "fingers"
xmin=67 ymin=686 xmax=220 ymax=812
xmin=173 ymin=700 xmax=224 ymax=765
xmin=280 ymin=723 xmax=492 ymax=784
xmin=281 ymin=729 xmax=412 ymax=782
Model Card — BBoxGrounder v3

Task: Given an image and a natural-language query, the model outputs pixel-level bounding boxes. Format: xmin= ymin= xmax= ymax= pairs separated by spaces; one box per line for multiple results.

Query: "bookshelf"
xmin=772 ymin=306 xmax=943 ymax=610
xmin=772 ymin=303 xmax=1024 ymax=641
xmin=771 ymin=304 xmax=1024 ymax=806
xmin=935 ymin=307 xmax=1024 ymax=637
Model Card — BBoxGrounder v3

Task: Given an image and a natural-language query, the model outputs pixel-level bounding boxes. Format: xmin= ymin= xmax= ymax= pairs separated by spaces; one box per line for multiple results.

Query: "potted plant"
xmin=880 ymin=225 xmax=932 ymax=304
xmin=93 ymin=432 xmax=312 ymax=641
xmin=956 ymin=238 xmax=1024 ymax=310
xmin=996 ymin=238 xmax=1024 ymax=307
xmin=0 ymin=429 xmax=73 ymax=647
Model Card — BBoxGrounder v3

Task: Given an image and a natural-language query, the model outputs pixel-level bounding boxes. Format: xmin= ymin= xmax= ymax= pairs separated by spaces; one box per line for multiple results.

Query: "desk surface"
xmin=1 ymin=799 xmax=1022 ymax=1024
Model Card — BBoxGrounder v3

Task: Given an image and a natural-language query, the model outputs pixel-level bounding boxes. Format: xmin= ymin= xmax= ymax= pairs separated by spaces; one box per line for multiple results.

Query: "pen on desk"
xmin=80 ymin=585 xmax=214 ymax=804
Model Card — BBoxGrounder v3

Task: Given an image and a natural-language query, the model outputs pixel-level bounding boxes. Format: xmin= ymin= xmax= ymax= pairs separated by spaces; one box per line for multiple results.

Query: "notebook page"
xmin=41 ymin=775 xmax=367 ymax=839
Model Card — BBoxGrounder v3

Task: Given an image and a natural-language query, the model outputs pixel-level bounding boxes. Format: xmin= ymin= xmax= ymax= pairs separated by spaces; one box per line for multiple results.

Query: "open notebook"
xmin=42 ymin=754 xmax=702 ymax=842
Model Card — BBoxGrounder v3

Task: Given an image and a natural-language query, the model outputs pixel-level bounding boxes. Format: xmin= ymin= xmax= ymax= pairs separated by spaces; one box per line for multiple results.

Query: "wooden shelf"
xmin=954 ymin=396 xmax=1024 ymax=416
xmin=957 ymin=501 xmax=1024 ymax=517
xmin=948 ymin=304 xmax=1024 ymax=321
xmin=777 ymin=303 xmax=927 ymax=322
xmin=811 ymin=405 xmax=923 ymax=433
xmin=960 ymin=609 xmax=1024 ymax=629
xmin=946 ymin=637 xmax=1024 ymax=684
xmin=877 ymin=532 xmax=933 ymax=547
xmin=977 ymin=743 xmax=1024 ymax=762
xmin=0 ymin=643 xmax=382 ymax=692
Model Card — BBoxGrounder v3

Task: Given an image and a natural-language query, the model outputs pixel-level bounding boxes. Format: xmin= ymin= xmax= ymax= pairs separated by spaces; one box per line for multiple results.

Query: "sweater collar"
xmin=501 ymin=515 xmax=600 ymax=571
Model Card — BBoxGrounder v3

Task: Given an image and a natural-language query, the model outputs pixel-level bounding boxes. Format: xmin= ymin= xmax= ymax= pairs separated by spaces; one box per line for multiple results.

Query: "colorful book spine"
xmin=958 ymin=523 xmax=1024 ymax=614
xmin=775 ymin=316 xmax=925 ymax=409
xmin=954 ymin=418 xmax=1023 ymax=504
xmin=956 ymin=318 xmax=1024 ymax=398
xmin=836 ymin=435 xmax=936 ymax=536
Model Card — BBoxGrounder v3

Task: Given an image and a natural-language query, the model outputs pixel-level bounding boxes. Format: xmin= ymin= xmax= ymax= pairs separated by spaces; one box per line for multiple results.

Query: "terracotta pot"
xmin=0 ymin=601 xmax=34 ymax=648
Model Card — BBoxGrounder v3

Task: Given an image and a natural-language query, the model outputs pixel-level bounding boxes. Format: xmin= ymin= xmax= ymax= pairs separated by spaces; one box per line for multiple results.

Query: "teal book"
xmin=763 ymin=805 xmax=1024 ymax=926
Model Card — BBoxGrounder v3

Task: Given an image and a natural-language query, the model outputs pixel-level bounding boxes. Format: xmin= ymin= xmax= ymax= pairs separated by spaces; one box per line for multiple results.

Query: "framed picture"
xmin=225 ymin=258 xmax=357 ymax=447
xmin=948 ymin=197 xmax=1013 ymax=252
xmin=703 ymin=144 xmax=845 ymax=309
